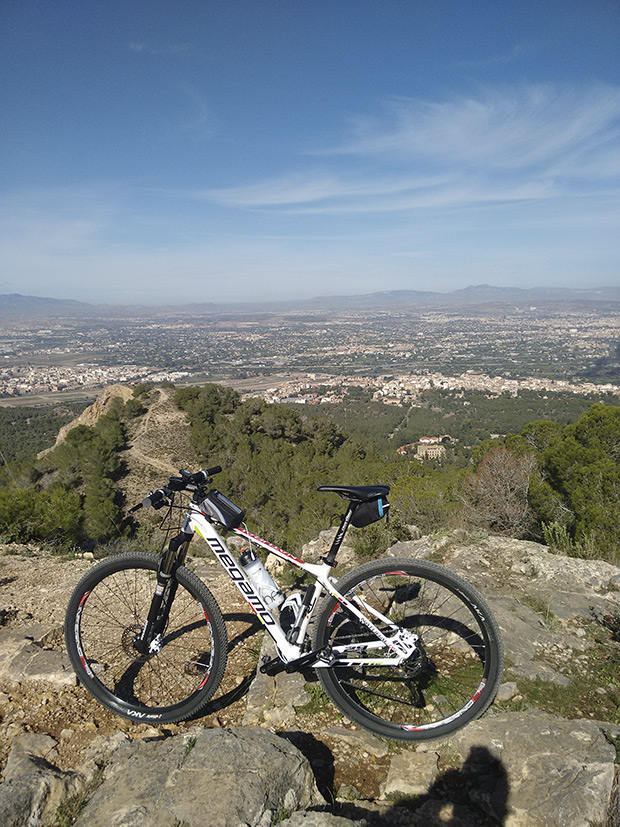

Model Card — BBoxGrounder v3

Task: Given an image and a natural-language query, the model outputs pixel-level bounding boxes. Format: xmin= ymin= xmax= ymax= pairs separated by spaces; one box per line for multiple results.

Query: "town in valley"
xmin=1 ymin=295 xmax=618 ymax=410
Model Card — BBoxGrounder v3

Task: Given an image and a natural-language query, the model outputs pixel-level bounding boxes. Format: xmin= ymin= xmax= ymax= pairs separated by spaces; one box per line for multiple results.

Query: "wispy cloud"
xmin=207 ymin=177 xmax=557 ymax=216
xmin=205 ymin=172 xmax=450 ymax=208
xmin=328 ymin=84 xmax=620 ymax=171
xmin=201 ymin=84 xmax=620 ymax=215
xmin=4 ymin=85 xmax=617 ymax=304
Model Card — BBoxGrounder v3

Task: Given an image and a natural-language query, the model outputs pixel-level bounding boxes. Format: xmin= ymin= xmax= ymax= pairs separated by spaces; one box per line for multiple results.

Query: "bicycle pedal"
xmin=259 ymin=656 xmax=286 ymax=676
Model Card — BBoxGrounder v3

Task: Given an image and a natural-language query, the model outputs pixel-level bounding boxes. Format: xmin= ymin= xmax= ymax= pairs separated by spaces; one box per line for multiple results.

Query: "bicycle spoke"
xmin=77 ymin=566 xmax=215 ymax=709
xmin=315 ymin=558 xmax=502 ymax=739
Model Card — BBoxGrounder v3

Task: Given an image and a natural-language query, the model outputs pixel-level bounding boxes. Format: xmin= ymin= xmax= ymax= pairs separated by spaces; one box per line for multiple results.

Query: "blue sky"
xmin=1 ymin=0 xmax=619 ymax=305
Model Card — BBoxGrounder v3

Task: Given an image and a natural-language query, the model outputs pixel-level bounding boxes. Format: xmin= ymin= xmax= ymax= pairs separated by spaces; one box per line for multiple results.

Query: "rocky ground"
xmin=2 ymin=385 xmax=618 ymax=824
xmin=1 ymin=532 xmax=619 ymax=826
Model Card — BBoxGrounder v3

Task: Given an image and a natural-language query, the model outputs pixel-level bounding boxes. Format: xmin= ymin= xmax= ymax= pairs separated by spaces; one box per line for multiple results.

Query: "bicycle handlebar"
xmin=183 ymin=465 xmax=222 ymax=485
xmin=142 ymin=488 xmax=169 ymax=509
xmin=130 ymin=465 xmax=223 ymax=512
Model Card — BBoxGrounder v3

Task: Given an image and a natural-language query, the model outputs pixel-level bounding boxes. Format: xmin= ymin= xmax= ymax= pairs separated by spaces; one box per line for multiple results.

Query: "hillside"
xmin=0 ymin=533 xmax=618 ymax=825
xmin=3 ymin=380 xmax=619 ymax=565
xmin=0 ymin=384 xmax=619 ymax=823
xmin=43 ymin=383 xmax=202 ymax=507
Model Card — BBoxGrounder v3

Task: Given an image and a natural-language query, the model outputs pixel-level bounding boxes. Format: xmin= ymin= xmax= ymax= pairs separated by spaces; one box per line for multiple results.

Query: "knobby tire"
xmin=313 ymin=557 xmax=503 ymax=741
xmin=64 ymin=552 xmax=227 ymax=724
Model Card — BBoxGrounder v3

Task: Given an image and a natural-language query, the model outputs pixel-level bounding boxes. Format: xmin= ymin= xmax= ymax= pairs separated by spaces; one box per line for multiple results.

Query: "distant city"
xmin=0 ymin=289 xmax=618 ymax=403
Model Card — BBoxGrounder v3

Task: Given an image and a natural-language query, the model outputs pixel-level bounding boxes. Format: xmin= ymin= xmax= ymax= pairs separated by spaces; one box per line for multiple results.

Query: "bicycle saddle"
xmin=317 ymin=485 xmax=389 ymax=502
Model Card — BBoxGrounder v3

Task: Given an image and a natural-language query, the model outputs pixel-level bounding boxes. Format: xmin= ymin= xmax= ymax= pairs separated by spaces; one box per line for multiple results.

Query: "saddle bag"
xmin=351 ymin=495 xmax=389 ymax=528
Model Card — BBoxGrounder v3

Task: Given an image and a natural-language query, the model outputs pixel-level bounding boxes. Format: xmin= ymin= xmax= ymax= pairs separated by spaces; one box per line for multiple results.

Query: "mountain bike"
xmin=64 ymin=466 xmax=503 ymax=741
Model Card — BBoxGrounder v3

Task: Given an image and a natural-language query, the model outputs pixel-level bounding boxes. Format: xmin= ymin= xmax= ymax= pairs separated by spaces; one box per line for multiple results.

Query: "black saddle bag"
xmin=351 ymin=496 xmax=389 ymax=528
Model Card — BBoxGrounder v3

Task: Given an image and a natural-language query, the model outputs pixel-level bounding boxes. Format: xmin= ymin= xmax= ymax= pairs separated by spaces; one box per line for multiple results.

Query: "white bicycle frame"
xmin=184 ymin=504 xmax=419 ymax=668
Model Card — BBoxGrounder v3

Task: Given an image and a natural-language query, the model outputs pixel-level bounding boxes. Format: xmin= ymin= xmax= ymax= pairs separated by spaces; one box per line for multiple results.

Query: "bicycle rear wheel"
xmin=65 ymin=552 xmax=227 ymax=724
xmin=313 ymin=557 xmax=503 ymax=741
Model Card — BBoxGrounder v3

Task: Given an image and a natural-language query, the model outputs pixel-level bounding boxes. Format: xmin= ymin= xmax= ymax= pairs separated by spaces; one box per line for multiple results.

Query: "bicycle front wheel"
xmin=65 ymin=552 xmax=227 ymax=724
xmin=313 ymin=557 xmax=503 ymax=741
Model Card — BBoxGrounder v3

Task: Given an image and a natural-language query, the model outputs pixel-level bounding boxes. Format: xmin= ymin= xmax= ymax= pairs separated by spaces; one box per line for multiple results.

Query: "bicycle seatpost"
xmin=322 ymin=502 xmax=356 ymax=567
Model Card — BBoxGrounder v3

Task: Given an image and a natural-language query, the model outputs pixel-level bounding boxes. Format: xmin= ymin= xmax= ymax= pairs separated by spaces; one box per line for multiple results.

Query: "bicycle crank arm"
xmin=259 ymin=646 xmax=334 ymax=676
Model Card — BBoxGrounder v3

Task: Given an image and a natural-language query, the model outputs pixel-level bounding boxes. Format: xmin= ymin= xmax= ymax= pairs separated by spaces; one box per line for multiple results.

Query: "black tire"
xmin=65 ymin=552 xmax=227 ymax=724
xmin=313 ymin=557 xmax=503 ymax=741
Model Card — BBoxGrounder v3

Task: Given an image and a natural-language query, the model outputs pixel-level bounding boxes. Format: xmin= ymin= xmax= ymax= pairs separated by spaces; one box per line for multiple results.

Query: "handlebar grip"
xmin=190 ymin=466 xmax=222 ymax=484
xmin=142 ymin=488 xmax=168 ymax=508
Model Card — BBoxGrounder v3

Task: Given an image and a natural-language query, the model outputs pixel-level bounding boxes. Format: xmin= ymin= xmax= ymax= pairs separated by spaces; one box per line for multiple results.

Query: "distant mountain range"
xmin=0 ymin=294 xmax=94 ymax=316
xmin=1 ymin=284 xmax=619 ymax=318
xmin=292 ymin=284 xmax=620 ymax=311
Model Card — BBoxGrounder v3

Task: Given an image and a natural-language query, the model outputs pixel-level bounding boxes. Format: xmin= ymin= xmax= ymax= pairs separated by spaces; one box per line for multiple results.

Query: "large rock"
xmin=75 ymin=727 xmax=322 ymax=827
xmin=268 ymin=528 xmax=356 ymax=572
xmin=380 ymin=750 xmax=439 ymax=798
xmin=446 ymin=711 xmax=618 ymax=827
xmin=388 ymin=535 xmax=620 ymax=687
xmin=0 ymin=733 xmax=81 ymax=827
xmin=243 ymin=635 xmax=310 ymax=728
xmin=0 ymin=624 xmax=76 ymax=688
xmin=371 ymin=711 xmax=618 ymax=826
xmin=281 ymin=812 xmax=367 ymax=826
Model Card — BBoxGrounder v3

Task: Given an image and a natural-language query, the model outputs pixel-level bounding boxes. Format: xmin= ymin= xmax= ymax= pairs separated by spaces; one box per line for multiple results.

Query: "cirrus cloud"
xmin=200 ymin=83 xmax=620 ymax=215
xmin=329 ymin=83 xmax=620 ymax=172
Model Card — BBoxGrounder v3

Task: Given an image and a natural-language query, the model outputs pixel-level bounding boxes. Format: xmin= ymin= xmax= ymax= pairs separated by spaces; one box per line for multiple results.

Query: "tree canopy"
xmin=0 ymin=382 xmax=618 ymax=562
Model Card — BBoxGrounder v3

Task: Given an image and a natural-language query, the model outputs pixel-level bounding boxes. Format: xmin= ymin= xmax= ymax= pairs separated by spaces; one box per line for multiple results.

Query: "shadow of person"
xmin=328 ymin=744 xmax=510 ymax=826
xmin=381 ymin=744 xmax=510 ymax=826
xmin=421 ymin=744 xmax=510 ymax=825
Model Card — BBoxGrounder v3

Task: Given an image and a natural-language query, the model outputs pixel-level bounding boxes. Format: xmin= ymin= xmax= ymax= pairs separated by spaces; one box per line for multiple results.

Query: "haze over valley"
xmin=1 ymin=287 xmax=619 ymax=407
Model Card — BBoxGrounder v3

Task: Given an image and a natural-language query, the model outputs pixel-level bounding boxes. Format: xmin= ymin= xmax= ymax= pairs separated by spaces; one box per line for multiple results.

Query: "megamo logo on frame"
xmin=206 ymin=537 xmax=276 ymax=626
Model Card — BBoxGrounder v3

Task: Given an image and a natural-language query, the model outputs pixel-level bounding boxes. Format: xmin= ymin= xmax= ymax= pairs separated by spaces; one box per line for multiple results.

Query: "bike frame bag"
xmin=199 ymin=490 xmax=245 ymax=529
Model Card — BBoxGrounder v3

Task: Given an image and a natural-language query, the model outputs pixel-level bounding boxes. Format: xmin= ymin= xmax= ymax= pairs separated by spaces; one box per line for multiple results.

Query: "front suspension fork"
xmin=134 ymin=531 xmax=192 ymax=655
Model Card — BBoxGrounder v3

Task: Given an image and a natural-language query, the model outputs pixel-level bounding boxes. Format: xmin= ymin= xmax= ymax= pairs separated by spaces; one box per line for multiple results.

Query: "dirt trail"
xmin=130 ymin=389 xmax=182 ymax=473
xmin=122 ymin=387 xmax=200 ymax=502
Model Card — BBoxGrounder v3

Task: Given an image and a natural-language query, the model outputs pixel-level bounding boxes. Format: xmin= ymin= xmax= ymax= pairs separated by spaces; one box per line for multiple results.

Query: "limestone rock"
xmin=389 ymin=534 xmax=620 ymax=688
xmin=3 ymin=733 xmax=59 ymax=780
xmin=321 ymin=727 xmax=389 ymax=759
xmin=0 ymin=733 xmax=82 ymax=827
xmin=281 ymin=812 xmax=367 ymax=826
xmin=380 ymin=749 xmax=440 ymax=798
xmin=75 ymin=727 xmax=322 ymax=827
xmin=0 ymin=624 xmax=77 ymax=688
xmin=299 ymin=528 xmax=357 ymax=570
xmin=496 ymin=681 xmax=520 ymax=702
xmin=448 ymin=710 xmax=619 ymax=827
xmin=243 ymin=634 xmax=310 ymax=728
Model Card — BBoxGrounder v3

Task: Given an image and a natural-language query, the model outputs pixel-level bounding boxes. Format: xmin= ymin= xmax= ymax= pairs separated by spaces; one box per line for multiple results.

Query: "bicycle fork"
xmin=134 ymin=531 xmax=192 ymax=656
